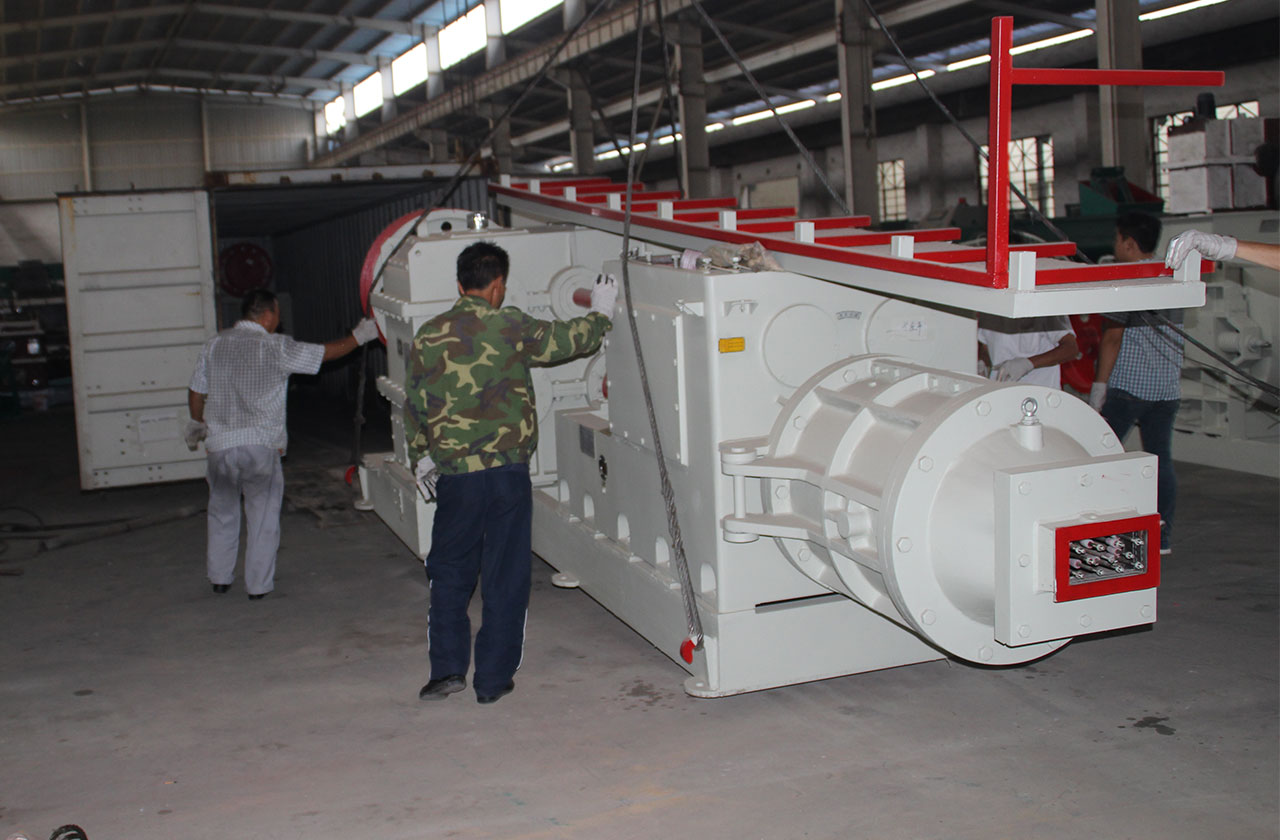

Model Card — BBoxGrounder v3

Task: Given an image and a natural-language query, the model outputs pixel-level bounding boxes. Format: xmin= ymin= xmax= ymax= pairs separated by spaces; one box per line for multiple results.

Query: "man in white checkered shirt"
xmin=1091 ymin=213 xmax=1182 ymax=557
xmin=187 ymin=289 xmax=380 ymax=599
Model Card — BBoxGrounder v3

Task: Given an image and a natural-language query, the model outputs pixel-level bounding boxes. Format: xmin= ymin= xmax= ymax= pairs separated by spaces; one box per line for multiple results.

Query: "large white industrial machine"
xmin=358 ymin=16 xmax=1227 ymax=694
xmin=359 ymin=175 xmax=1184 ymax=696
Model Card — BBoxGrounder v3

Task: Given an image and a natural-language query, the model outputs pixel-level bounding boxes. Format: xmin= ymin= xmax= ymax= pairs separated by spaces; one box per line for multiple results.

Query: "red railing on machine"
xmin=490 ymin=16 xmax=1222 ymax=297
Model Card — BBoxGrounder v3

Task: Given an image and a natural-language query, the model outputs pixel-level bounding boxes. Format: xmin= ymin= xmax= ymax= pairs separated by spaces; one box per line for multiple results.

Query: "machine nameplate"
xmin=718 ymin=337 xmax=746 ymax=353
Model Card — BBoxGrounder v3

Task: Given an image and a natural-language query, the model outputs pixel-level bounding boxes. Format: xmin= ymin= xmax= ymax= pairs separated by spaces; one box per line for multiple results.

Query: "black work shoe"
xmin=211 ymin=583 xmax=230 ymax=594
xmin=248 ymin=593 xmax=266 ymax=600
xmin=476 ymin=682 xmax=515 ymax=704
xmin=419 ymin=675 xmax=466 ymax=701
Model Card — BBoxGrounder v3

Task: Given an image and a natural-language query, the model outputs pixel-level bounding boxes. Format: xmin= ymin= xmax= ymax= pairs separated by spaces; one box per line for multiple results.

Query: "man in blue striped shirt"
xmin=1090 ymin=213 xmax=1181 ymax=556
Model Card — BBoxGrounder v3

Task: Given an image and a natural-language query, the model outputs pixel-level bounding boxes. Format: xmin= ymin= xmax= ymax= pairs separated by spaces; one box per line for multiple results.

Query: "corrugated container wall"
xmin=270 ymin=177 xmax=492 ymax=401
xmin=0 ymin=94 xmax=313 ymax=200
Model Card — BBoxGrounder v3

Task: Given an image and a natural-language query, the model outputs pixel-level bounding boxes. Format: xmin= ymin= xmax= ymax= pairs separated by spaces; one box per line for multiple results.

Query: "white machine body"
xmin=363 ymin=215 xmax=1163 ymax=696
xmin=360 ymin=212 xmax=632 ymax=557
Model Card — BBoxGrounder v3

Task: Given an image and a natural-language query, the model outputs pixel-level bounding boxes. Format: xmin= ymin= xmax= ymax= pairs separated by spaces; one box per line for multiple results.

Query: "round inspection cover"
xmin=763 ymin=304 xmax=838 ymax=388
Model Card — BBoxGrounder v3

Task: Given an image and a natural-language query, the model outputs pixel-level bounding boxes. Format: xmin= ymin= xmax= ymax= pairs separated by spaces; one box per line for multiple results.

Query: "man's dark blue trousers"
xmin=424 ymin=462 xmax=532 ymax=696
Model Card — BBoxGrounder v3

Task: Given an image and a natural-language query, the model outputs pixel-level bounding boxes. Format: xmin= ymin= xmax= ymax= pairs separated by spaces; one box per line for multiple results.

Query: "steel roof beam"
xmin=312 ymin=0 xmax=705 ymax=166
xmin=0 ymin=2 xmax=417 ymax=37
xmin=0 ymin=67 xmax=343 ymax=98
xmin=976 ymin=0 xmax=1096 ymax=30
xmin=513 ymin=28 xmax=837 ymax=147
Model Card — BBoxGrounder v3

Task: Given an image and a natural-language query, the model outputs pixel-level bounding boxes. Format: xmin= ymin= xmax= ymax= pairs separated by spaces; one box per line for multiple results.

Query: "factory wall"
xmin=0 ymin=93 xmax=315 ymax=201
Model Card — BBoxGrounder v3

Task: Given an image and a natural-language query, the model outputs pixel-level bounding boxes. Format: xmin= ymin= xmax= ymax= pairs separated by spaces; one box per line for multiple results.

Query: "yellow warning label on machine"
xmin=718 ymin=337 xmax=746 ymax=353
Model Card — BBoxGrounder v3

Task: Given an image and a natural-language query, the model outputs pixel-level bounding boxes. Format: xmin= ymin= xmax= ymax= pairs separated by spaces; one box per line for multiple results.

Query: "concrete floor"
xmin=1 ymin=403 xmax=1276 ymax=840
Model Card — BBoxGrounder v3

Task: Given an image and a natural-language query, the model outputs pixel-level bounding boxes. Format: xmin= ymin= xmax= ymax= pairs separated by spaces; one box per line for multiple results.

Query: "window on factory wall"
xmin=978 ymin=136 xmax=1055 ymax=217
xmin=392 ymin=43 xmax=429 ymax=95
xmin=324 ymin=97 xmax=347 ymax=135
xmin=501 ymin=0 xmax=562 ymax=33
xmin=353 ymin=72 xmax=383 ymax=117
xmin=1152 ymin=100 xmax=1260 ymax=199
xmin=878 ymin=159 xmax=907 ymax=222
xmin=439 ymin=5 xmax=487 ymax=68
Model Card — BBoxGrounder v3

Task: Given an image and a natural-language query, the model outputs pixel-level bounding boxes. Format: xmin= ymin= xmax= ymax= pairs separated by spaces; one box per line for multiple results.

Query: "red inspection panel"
xmin=1054 ymin=514 xmax=1161 ymax=602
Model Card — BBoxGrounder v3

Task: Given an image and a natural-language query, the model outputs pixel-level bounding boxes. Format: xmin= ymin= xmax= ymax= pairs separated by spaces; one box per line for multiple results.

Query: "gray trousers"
xmin=206 ymin=445 xmax=283 ymax=596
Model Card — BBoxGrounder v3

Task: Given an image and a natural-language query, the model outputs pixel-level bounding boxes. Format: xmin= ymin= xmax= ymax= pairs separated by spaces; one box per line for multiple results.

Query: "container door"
xmin=59 ymin=190 xmax=217 ymax=489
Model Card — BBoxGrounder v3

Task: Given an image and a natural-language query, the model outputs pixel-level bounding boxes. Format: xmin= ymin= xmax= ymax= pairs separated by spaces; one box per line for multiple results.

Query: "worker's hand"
xmin=976 ymin=359 xmax=990 ymax=378
xmin=1164 ymin=230 xmax=1237 ymax=269
xmin=590 ymin=273 xmax=618 ymax=318
xmin=352 ymin=318 xmax=380 ymax=345
xmin=414 ymin=456 xmax=437 ymax=499
xmin=184 ymin=419 xmax=207 ymax=451
xmin=994 ymin=357 xmax=1035 ymax=382
xmin=1089 ymin=382 xmax=1107 ymax=412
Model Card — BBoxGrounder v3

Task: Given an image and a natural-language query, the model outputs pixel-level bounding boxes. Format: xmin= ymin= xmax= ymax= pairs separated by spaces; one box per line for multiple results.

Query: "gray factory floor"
xmin=1 ymin=402 xmax=1277 ymax=840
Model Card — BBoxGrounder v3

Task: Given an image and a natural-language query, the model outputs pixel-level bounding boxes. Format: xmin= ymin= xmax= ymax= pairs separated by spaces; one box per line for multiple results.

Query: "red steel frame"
xmin=985 ymin=16 xmax=1222 ymax=288
xmin=491 ymin=16 xmax=1223 ymax=292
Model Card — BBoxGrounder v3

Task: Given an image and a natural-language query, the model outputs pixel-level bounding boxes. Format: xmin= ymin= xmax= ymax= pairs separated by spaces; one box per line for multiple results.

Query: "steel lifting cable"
xmin=350 ymin=0 xmax=614 ymax=468
xmin=1142 ymin=311 xmax=1280 ymax=403
xmin=690 ymin=0 xmax=850 ymax=215
xmin=858 ymin=0 xmax=1089 ymax=258
xmin=862 ymin=0 xmax=1280 ymax=400
xmin=366 ymin=0 xmax=615 ymax=297
xmin=619 ymin=0 xmax=704 ymax=653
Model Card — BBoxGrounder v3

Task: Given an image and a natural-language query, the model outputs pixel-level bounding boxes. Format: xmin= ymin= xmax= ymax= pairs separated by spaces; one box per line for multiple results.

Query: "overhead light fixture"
xmin=871 ymin=69 xmax=935 ymax=91
xmin=1009 ymin=29 xmax=1094 ymax=55
xmin=732 ymin=109 xmax=772 ymax=125
xmin=732 ymin=99 xmax=816 ymax=126
xmin=657 ymin=132 xmax=683 ymax=145
xmin=825 ymin=92 xmax=842 ymax=102
xmin=1139 ymin=0 xmax=1229 ymax=20
xmin=705 ymin=122 xmax=725 ymax=133
xmin=945 ymin=54 xmax=991 ymax=71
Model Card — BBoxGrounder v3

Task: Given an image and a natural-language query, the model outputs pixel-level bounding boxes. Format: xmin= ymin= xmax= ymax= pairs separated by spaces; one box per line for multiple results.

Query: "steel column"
xmin=675 ymin=20 xmax=710 ymax=198
xmin=835 ymin=0 xmax=879 ymax=223
xmin=1096 ymin=0 xmax=1149 ymax=189
xmin=567 ymin=71 xmax=595 ymax=175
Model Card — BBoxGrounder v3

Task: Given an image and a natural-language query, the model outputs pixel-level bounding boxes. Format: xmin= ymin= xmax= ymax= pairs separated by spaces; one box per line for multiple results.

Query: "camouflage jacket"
xmin=404 ymin=294 xmax=611 ymax=475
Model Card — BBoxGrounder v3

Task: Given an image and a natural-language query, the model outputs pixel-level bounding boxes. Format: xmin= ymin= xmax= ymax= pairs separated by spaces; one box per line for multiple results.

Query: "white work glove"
xmin=994 ymin=357 xmax=1035 ymax=382
xmin=184 ymin=420 xmax=207 ymax=451
xmin=352 ymin=318 xmax=380 ymax=345
xmin=1089 ymin=382 xmax=1107 ymax=412
xmin=414 ymin=456 xmax=438 ymax=499
xmin=590 ymin=273 xmax=618 ymax=318
xmin=976 ymin=359 xmax=990 ymax=378
xmin=1164 ymin=230 xmax=1237 ymax=269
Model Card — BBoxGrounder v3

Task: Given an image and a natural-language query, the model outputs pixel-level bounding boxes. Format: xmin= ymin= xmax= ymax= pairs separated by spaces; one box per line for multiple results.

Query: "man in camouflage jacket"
xmin=405 ymin=240 xmax=616 ymax=704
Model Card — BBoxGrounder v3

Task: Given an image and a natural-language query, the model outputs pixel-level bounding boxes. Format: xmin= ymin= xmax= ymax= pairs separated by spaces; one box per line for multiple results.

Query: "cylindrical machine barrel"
xmin=757 ymin=355 xmax=1124 ymax=665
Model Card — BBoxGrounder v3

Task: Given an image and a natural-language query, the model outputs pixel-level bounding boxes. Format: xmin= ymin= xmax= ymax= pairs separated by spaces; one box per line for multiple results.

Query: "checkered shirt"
xmin=189 ymin=320 xmax=324 ymax=452
xmin=1102 ymin=309 xmax=1184 ymax=401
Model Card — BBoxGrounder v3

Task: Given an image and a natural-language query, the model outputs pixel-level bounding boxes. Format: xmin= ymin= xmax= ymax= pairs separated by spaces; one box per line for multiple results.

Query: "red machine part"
xmin=359 ymin=211 xmax=423 ymax=316
xmin=1062 ymin=313 xmax=1103 ymax=393
xmin=679 ymin=638 xmax=696 ymax=664
xmin=219 ymin=242 xmax=273 ymax=297
xmin=1054 ymin=514 xmax=1161 ymax=602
